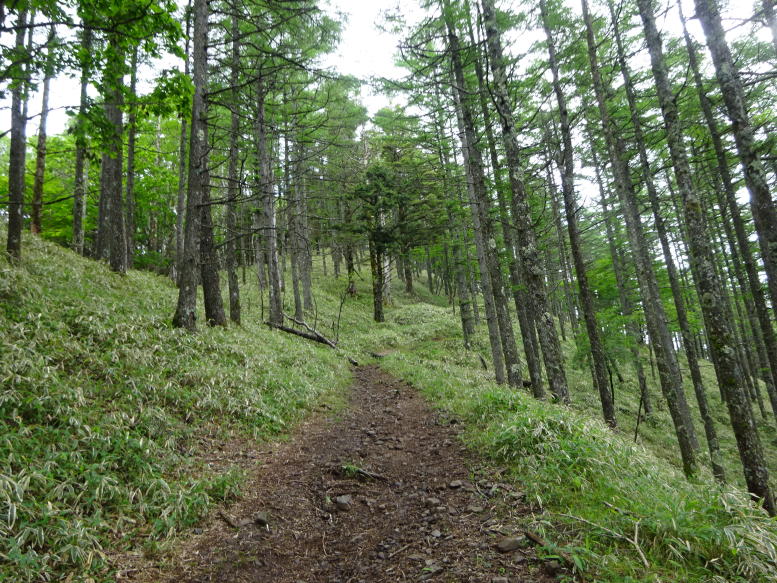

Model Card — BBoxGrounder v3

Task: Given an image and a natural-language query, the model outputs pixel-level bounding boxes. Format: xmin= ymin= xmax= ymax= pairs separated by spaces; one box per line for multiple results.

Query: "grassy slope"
xmin=0 ymin=235 xmax=352 ymax=582
xmin=2 ymin=235 xmax=777 ymax=582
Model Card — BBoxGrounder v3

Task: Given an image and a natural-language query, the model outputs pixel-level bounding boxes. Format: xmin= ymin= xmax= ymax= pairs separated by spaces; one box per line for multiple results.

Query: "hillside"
xmin=2 ymin=234 xmax=777 ymax=582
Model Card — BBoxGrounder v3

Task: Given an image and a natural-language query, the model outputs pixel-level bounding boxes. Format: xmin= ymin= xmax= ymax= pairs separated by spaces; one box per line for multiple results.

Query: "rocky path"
xmin=123 ymin=366 xmax=556 ymax=582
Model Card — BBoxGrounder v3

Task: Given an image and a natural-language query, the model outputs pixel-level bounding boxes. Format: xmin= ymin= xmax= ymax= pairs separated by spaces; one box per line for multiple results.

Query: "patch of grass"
xmin=0 ymin=233 xmax=351 ymax=582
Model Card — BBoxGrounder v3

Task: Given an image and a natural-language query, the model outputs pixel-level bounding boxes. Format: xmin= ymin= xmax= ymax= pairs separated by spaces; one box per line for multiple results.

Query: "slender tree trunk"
xmin=124 ymin=47 xmax=138 ymax=267
xmin=432 ymin=87 xmax=475 ymax=346
xmin=610 ymin=0 xmax=721 ymax=476
xmin=102 ymin=35 xmax=127 ymax=274
xmin=225 ymin=12 xmax=241 ymax=324
xmin=541 ymin=0 xmax=610 ymax=420
xmin=465 ymin=9 xmax=544 ymax=396
xmin=175 ymin=5 xmax=192 ymax=284
xmin=481 ymin=0 xmax=569 ymax=399
xmin=31 ymin=26 xmax=55 ymax=236
xmin=6 ymin=9 xmax=29 ymax=261
xmin=581 ymin=0 xmax=697 ymax=476
xmin=173 ymin=0 xmax=208 ymax=330
xmin=680 ymin=5 xmax=777 ymax=423
xmin=694 ymin=0 xmax=777 ymax=319
xmin=370 ymin=238 xmax=385 ymax=322
xmin=593 ymin=152 xmax=653 ymax=417
xmin=639 ymin=0 xmax=772 ymax=510
xmin=72 ymin=26 xmax=92 ymax=255
xmin=446 ymin=25 xmax=509 ymax=385
xmin=256 ymin=78 xmax=283 ymax=326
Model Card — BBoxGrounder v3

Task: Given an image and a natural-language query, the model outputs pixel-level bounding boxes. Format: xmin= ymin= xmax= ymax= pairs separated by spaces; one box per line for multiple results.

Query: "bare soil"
xmin=119 ymin=366 xmax=558 ymax=582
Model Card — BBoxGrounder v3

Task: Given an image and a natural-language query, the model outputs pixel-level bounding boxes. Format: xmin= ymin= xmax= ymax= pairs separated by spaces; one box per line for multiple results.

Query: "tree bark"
xmin=72 ymin=25 xmax=92 ymax=255
xmin=174 ymin=4 xmax=192 ymax=285
xmin=679 ymin=4 xmax=777 ymax=424
xmin=480 ymin=0 xmax=568 ymax=399
xmin=610 ymin=0 xmax=721 ymax=476
xmin=638 ymin=0 xmax=772 ymax=511
xmin=225 ymin=11 xmax=241 ymax=324
xmin=125 ymin=47 xmax=138 ymax=267
xmin=31 ymin=26 xmax=55 ymax=236
xmin=581 ymin=0 xmax=697 ymax=476
xmin=694 ymin=0 xmax=777 ymax=324
xmin=173 ymin=0 xmax=209 ymax=330
xmin=446 ymin=18 xmax=513 ymax=386
xmin=540 ymin=0 xmax=611 ymax=420
xmin=6 ymin=9 xmax=28 ymax=261
xmin=256 ymin=77 xmax=283 ymax=326
xmin=102 ymin=34 xmax=127 ymax=274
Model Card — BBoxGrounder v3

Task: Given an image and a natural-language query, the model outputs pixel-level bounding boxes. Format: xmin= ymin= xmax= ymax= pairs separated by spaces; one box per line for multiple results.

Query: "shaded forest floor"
xmin=118 ymin=366 xmax=556 ymax=583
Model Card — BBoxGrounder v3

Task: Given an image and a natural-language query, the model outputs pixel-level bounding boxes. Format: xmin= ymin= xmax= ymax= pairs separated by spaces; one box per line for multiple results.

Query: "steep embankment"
xmin=3 ymin=235 xmax=777 ymax=582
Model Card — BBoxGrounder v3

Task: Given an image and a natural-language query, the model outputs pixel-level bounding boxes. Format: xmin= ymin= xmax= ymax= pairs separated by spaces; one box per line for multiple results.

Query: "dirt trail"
xmin=123 ymin=366 xmax=556 ymax=582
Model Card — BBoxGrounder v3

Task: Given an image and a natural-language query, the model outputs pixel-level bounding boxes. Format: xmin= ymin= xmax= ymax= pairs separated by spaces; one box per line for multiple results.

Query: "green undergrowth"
xmin=0 ymin=235 xmax=351 ymax=582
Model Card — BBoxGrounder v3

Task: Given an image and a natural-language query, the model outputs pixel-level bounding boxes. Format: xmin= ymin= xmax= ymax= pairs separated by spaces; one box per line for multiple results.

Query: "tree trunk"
xmin=256 ymin=78 xmax=283 ymax=326
xmin=680 ymin=4 xmax=777 ymax=424
xmin=6 ymin=9 xmax=29 ymax=261
xmin=581 ymin=0 xmax=697 ymax=476
xmin=638 ymin=0 xmax=772 ymax=510
xmin=593 ymin=151 xmax=653 ymax=417
xmin=610 ymin=0 xmax=721 ymax=476
xmin=31 ymin=26 xmax=55 ymax=236
xmin=173 ymin=0 xmax=209 ymax=330
xmin=124 ymin=47 xmax=138 ymax=267
xmin=480 ymin=0 xmax=569 ymax=398
xmin=446 ymin=22 xmax=510 ymax=385
xmin=225 ymin=11 xmax=242 ymax=324
xmin=370 ymin=239 xmax=385 ymax=322
xmin=175 ymin=5 xmax=192 ymax=285
xmin=540 ymin=0 xmax=610 ymax=419
xmin=72 ymin=25 xmax=92 ymax=255
xmin=694 ymin=0 xmax=777 ymax=322
xmin=199 ymin=185 xmax=226 ymax=327
xmin=466 ymin=10 xmax=544 ymax=397
xmin=102 ymin=35 xmax=127 ymax=274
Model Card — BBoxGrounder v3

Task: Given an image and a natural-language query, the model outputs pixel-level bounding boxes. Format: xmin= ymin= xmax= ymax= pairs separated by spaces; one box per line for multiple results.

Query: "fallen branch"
xmin=284 ymin=312 xmax=336 ymax=348
xmin=266 ymin=320 xmax=359 ymax=366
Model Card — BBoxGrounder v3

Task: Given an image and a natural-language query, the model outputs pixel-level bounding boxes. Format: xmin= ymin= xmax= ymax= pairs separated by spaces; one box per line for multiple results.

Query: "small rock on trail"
xmin=121 ymin=365 xmax=554 ymax=583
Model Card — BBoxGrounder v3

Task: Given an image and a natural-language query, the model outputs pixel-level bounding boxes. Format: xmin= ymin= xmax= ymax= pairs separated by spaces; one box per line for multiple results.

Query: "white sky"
xmin=320 ymin=0 xmax=411 ymax=114
xmin=0 ymin=0 xmax=410 ymax=137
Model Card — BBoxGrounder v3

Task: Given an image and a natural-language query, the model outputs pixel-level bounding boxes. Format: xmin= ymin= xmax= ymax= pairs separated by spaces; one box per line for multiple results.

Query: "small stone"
xmin=466 ymin=504 xmax=485 ymax=513
xmin=192 ymin=527 xmax=203 ymax=535
xmin=496 ymin=536 xmax=523 ymax=553
xmin=448 ymin=480 xmax=463 ymax=489
xmin=431 ymin=529 xmax=442 ymax=538
xmin=425 ymin=497 xmax=441 ymax=507
xmin=511 ymin=551 xmax=526 ymax=564
xmin=335 ymin=495 xmax=353 ymax=511
xmin=544 ymin=559 xmax=563 ymax=576
xmin=252 ymin=511 xmax=270 ymax=527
